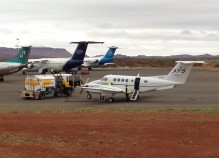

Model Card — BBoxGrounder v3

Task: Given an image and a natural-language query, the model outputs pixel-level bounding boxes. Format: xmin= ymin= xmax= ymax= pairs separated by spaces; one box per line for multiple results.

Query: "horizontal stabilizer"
xmin=70 ymin=41 xmax=104 ymax=44
xmin=176 ymin=61 xmax=206 ymax=64
xmin=156 ymin=85 xmax=175 ymax=91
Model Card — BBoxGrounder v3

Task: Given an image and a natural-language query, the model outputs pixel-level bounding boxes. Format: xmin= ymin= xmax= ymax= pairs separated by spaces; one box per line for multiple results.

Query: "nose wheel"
xmin=87 ymin=93 xmax=92 ymax=99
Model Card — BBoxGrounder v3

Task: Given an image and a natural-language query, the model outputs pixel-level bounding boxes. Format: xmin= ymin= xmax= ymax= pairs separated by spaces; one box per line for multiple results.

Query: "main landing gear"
xmin=86 ymin=93 xmax=115 ymax=103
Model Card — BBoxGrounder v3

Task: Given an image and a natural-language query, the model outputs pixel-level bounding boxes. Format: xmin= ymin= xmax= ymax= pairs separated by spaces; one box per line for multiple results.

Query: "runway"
xmin=0 ymin=68 xmax=218 ymax=112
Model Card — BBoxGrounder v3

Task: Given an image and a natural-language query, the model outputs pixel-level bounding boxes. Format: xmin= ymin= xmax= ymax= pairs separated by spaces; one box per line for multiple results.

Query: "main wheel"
xmin=66 ymin=88 xmax=72 ymax=97
xmin=87 ymin=94 xmax=92 ymax=99
xmin=38 ymin=92 xmax=45 ymax=100
xmin=108 ymin=97 xmax=115 ymax=103
xmin=41 ymin=69 xmax=48 ymax=74
xmin=53 ymin=93 xmax=58 ymax=97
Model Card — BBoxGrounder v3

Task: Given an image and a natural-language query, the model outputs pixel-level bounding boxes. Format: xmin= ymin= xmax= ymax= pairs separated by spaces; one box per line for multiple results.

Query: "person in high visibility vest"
xmin=125 ymin=85 xmax=130 ymax=102
xmin=108 ymin=82 xmax=112 ymax=86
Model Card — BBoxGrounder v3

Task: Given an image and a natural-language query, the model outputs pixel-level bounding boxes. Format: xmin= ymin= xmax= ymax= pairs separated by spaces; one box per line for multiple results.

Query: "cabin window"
xmin=113 ymin=78 xmax=116 ymax=82
xmin=121 ymin=79 xmax=124 ymax=82
xmin=101 ymin=77 xmax=108 ymax=81
xmin=125 ymin=79 xmax=128 ymax=82
xmin=131 ymin=79 xmax=134 ymax=82
xmin=117 ymin=78 xmax=120 ymax=82
xmin=144 ymin=80 xmax=148 ymax=83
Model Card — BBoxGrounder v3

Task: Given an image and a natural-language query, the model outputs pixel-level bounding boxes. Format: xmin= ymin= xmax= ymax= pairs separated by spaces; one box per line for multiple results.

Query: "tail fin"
xmin=70 ymin=41 xmax=104 ymax=60
xmin=104 ymin=46 xmax=118 ymax=58
xmin=4 ymin=46 xmax=31 ymax=64
xmin=165 ymin=61 xmax=205 ymax=84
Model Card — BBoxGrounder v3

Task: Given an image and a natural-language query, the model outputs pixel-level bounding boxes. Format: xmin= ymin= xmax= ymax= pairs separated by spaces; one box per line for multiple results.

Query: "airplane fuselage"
xmin=0 ymin=62 xmax=25 ymax=76
xmin=24 ymin=56 xmax=105 ymax=73
xmin=24 ymin=58 xmax=70 ymax=72
xmin=85 ymin=74 xmax=178 ymax=94
xmin=82 ymin=56 xmax=114 ymax=67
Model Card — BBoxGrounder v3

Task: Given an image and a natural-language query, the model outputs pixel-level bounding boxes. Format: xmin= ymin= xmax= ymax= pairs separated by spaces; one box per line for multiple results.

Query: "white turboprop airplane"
xmin=78 ymin=61 xmax=205 ymax=102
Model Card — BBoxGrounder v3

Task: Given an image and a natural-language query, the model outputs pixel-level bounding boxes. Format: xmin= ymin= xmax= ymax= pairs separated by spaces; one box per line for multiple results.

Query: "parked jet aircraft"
xmin=0 ymin=46 xmax=31 ymax=81
xmin=80 ymin=46 xmax=118 ymax=70
xmin=78 ymin=61 xmax=205 ymax=102
xmin=22 ymin=41 xmax=104 ymax=74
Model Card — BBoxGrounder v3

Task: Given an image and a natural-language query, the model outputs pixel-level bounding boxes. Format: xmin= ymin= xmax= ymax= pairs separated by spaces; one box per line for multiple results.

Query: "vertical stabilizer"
xmin=104 ymin=46 xmax=118 ymax=58
xmin=165 ymin=61 xmax=205 ymax=84
xmin=4 ymin=46 xmax=31 ymax=64
xmin=70 ymin=41 xmax=104 ymax=60
xmin=99 ymin=46 xmax=118 ymax=65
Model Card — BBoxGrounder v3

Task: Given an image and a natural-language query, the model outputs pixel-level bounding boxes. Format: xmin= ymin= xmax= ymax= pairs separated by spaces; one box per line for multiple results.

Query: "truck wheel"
xmin=39 ymin=92 xmax=45 ymax=100
xmin=108 ymin=98 xmax=115 ymax=103
xmin=0 ymin=77 xmax=4 ymax=82
xmin=66 ymin=88 xmax=72 ymax=97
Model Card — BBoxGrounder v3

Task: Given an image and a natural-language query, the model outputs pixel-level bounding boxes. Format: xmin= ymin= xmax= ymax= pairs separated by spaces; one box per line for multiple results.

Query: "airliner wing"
xmin=82 ymin=62 xmax=92 ymax=67
xmin=104 ymin=62 xmax=115 ymax=65
xmin=28 ymin=59 xmax=48 ymax=63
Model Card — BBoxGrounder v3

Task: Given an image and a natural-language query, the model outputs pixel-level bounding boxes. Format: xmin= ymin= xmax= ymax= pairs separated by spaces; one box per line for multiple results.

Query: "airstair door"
xmin=130 ymin=77 xmax=141 ymax=101
xmin=134 ymin=77 xmax=140 ymax=90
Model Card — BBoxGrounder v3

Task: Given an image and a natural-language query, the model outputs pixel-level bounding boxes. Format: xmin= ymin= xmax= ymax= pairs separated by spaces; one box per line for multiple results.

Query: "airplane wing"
xmin=28 ymin=59 xmax=48 ymax=64
xmin=79 ymin=84 xmax=123 ymax=93
xmin=104 ymin=62 xmax=115 ymax=65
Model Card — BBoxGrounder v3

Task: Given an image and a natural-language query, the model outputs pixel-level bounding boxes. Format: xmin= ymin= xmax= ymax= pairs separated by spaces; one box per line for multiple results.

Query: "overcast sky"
xmin=1 ymin=0 xmax=219 ymax=56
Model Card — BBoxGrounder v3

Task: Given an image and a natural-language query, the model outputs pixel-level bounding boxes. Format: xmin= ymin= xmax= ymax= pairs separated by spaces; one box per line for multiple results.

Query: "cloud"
xmin=0 ymin=0 xmax=219 ymax=56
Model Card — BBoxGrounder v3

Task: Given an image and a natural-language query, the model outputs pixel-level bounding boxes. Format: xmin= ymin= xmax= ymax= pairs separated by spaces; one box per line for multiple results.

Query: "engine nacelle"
xmin=27 ymin=63 xmax=34 ymax=69
xmin=94 ymin=60 xmax=99 ymax=63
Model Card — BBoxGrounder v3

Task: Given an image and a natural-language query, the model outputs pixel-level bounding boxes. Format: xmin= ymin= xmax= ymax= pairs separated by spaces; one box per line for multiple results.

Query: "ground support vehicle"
xmin=20 ymin=74 xmax=81 ymax=100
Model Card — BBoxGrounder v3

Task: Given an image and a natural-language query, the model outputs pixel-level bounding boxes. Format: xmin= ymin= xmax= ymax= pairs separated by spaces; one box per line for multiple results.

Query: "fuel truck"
xmin=20 ymin=74 xmax=81 ymax=100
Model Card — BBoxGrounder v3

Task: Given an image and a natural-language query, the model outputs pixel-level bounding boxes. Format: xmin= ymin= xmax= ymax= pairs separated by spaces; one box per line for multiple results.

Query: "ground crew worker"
xmin=125 ymin=85 xmax=130 ymax=102
xmin=108 ymin=82 xmax=112 ymax=86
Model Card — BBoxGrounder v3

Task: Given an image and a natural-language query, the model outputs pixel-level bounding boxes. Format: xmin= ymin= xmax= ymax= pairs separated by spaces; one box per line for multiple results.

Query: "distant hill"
xmin=114 ymin=54 xmax=219 ymax=59
xmin=0 ymin=47 xmax=72 ymax=61
xmin=1 ymin=47 xmax=219 ymax=62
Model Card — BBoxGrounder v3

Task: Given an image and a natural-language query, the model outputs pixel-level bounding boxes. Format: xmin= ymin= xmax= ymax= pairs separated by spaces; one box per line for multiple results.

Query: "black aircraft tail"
xmin=70 ymin=41 xmax=104 ymax=60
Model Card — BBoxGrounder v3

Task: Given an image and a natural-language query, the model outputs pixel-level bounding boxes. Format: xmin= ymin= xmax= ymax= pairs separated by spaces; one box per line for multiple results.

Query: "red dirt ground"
xmin=0 ymin=112 xmax=218 ymax=158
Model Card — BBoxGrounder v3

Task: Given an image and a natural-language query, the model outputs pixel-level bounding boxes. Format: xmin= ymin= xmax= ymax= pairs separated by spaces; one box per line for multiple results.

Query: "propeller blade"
xmin=80 ymin=89 xmax=84 ymax=94
xmin=85 ymin=78 xmax=89 ymax=84
xmin=80 ymin=79 xmax=84 ymax=85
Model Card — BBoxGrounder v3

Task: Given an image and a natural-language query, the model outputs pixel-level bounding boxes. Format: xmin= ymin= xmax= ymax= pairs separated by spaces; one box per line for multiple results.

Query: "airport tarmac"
xmin=0 ymin=68 xmax=218 ymax=112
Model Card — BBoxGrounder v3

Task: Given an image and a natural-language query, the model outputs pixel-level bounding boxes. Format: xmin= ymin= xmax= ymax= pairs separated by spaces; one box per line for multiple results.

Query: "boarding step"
xmin=130 ymin=90 xmax=139 ymax=101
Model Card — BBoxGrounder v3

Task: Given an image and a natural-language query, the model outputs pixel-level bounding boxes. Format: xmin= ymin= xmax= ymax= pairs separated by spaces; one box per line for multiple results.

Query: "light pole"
xmin=16 ymin=38 xmax=19 ymax=47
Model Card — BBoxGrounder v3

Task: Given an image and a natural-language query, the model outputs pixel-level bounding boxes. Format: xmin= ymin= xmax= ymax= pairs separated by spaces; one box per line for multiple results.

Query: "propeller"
xmin=79 ymin=78 xmax=89 ymax=94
